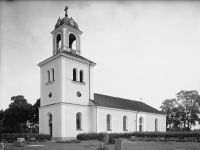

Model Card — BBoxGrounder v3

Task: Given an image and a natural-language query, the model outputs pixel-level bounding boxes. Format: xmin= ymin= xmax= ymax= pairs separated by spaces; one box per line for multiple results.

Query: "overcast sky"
xmin=1 ymin=1 xmax=200 ymax=111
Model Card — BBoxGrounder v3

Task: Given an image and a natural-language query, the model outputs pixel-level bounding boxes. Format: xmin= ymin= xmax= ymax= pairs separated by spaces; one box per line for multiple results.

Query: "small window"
xmin=76 ymin=112 xmax=82 ymax=130
xmin=73 ymin=68 xmax=77 ymax=81
xmin=51 ymin=68 xmax=54 ymax=81
xmin=107 ymin=114 xmax=111 ymax=131
xmin=123 ymin=115 xmax=127 ymax=131
xmin=47 ymin=70 xmax=50 ymax=82
xmin=155 ymin=118 xmax=158 ymax=131
xmin=80 ymin=70 xmax=84 ymax=82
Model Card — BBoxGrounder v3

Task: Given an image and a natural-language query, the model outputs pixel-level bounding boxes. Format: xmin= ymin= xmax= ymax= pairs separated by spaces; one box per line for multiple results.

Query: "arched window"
xmin=56 ymin=34 xmax=61 ymax=51
xmin=51 ymin=68 xmax=54 ymax=81
xmin=69 ymin=33 xmax=76 ymax=50
xmin=76 ymin=112 xmax=82 ymax=130
xmin=73 ymin=68 xmax=77 ymax=81
xmin=139 ymin=117 xmax=143 ymax=132
xmin=123 ymin=115 xmax=128 ymax=131
xmin=155 ymin=118 xmax=158 ymax=131
xmin=47 ymin=70 xmax=50 ymax=82
xmin=80 ymin=70 xmax=84 ymax=82
xmin=107 ymin=114 xmax=111 ymax=131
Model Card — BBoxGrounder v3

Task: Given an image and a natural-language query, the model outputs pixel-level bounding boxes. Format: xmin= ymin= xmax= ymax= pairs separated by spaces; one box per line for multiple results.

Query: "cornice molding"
xmin=51 ymin=24 xmax=83 ymax=35
xmin=38 ymin=52 xmax=94 ymax=67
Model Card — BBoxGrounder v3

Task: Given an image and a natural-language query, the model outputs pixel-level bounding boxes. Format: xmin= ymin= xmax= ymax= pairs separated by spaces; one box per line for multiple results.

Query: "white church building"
xmin=38 ymin=6 xmax=166 ymax=140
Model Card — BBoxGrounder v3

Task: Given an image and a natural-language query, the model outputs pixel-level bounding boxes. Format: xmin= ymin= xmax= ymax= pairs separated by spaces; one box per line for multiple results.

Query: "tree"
xmin=0 ymin=109 xmax=3 ymax=133
xmin=160 ymin=90 xmax=200 ymax=131
xmin=160 ymin=98 xmax=179 ymax=130
xmin=32 ymin=98 xmax=40 ymax=124
xmin=176 ymin=90 xmax=200 ymax=130
xmin=3 ymin=95 xmax=34 ymax=133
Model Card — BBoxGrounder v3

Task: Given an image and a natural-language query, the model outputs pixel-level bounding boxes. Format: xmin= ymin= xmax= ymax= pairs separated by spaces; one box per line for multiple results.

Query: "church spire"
xmin=64 ymin=6 xmax=68 ymax=17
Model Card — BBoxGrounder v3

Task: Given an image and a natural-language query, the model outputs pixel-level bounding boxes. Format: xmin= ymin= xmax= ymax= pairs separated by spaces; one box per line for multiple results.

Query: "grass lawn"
xmin=3 ymin=140 xmax=200 ymax=150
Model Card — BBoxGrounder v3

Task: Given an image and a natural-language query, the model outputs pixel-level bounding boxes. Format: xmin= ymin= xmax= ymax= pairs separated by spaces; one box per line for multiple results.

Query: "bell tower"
xmin=52 ymin=6 xmax=82 ymax=56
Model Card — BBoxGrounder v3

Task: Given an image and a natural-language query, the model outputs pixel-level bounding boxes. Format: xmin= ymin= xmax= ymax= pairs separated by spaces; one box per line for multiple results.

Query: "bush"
xmin=77 ymin=131 xmax=200 ymax=144
xmin=0 ymin=133 xmax=51 ymax=143
xmin=77 ymin=132 xmax=105 ymax=141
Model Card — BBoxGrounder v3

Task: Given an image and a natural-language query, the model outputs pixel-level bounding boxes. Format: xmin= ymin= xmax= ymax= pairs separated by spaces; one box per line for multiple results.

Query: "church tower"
xmin=38 ymin=6 xmax=96 ymax=140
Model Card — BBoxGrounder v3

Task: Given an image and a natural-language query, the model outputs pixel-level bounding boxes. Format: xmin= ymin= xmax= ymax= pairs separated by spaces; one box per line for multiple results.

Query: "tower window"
xmin=51 ymin=68 xmax=55 ymax=81
xmin=76 ymin=112 xmax=82 ymax=130
xmin=80 ymin=70 xmax=84 ymax=82
xmin=73 ymin=68 xmax=77 ymax=81
xmin=69 ymin=33 xmax=76 ymax=50
xmin=56 ymin=34 xmax=61 ymax=51
xmin=47 ymin=70 xmax=50 ymax=82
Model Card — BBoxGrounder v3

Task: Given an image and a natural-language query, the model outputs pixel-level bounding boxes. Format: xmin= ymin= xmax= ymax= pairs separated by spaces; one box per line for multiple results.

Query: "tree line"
xmin=0 ymin=95 xmax=40 ymax=133
xmin=160 ymin=90 xmax=200 ymax=131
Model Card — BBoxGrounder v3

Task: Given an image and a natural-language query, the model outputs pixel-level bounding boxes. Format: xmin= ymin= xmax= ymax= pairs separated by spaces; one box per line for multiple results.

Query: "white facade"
xmin=38 ymin=8 xmax=166 ymax=140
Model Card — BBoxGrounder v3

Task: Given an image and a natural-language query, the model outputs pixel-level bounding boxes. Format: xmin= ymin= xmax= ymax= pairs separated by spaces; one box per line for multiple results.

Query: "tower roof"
xmin=54 ymin=6 xmax=80 ymax=31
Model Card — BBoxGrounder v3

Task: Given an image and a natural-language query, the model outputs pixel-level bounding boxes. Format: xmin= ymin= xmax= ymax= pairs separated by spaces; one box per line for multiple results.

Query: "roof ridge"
xmin=94 ymin=93 xmax=141 ymax=102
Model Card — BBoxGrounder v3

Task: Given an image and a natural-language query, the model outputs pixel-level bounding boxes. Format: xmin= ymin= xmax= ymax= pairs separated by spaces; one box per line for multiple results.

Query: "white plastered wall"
xmin=39 ymin=104 xmax=62 ymax=138
xmin=96 ymin=107 xmax=137 ymax=133
xmin=60 ymin=103 xmax=93 ymax=139
xmin=40 ymin=57 xmax=62 ymax=106
xmin=61 ymin=56 xmax=91 ymax=105
xmin=146 ymin=113 xmax=166 ymax=132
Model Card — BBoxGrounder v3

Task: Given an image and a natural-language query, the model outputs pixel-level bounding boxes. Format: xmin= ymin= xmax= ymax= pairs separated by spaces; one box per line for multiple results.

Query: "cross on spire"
xmin=64 ymin=6 xmax=68 ymax=17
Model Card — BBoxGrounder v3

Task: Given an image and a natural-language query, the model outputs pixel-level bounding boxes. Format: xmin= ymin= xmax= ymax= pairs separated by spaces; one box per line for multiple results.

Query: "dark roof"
xmin=90 ymin=93 xmax=165 ymax=115
xmin=62 ymin=51 xmax=96 ymax=65
xmin=54 ymin=17 xmax=80 ymax=31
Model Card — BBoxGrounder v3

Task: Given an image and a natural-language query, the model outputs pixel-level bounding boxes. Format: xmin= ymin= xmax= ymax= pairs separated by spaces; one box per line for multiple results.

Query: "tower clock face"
xmin=69 ymin=19 xmax=74 ymax=26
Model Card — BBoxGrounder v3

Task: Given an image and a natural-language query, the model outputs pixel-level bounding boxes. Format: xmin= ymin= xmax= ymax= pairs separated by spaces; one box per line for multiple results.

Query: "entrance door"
xmin=49 ymin=114 xmax=52 ymax=137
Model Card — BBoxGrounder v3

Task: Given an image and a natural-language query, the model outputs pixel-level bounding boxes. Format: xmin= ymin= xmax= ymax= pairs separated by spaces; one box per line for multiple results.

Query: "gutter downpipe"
xmin=95 ymin=104 xmax=97 ymax=133
xmin=136 ymin=111 xmax=139 ymax=131
xmin=89 ymin=63 xmax=91 ymax=101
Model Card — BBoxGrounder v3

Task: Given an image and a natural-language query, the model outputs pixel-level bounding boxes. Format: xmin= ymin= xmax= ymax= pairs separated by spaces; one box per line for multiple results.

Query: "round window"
xmin=77 ymin=91 xmax=81 ymax=97
xmin=49 ymin=92 xmax=52 ymax=98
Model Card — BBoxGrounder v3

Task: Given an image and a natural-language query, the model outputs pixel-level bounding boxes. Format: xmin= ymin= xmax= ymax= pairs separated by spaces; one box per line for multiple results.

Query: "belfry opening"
xmin=69 ymin=33 xmax=76 ymax=50
xmin=56 ymin=34 xmax=61 ymax=50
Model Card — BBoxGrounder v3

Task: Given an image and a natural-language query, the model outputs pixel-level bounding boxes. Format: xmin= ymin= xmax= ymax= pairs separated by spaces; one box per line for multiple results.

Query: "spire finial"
xmin=64 ymin=6 xmax=68 ymax=17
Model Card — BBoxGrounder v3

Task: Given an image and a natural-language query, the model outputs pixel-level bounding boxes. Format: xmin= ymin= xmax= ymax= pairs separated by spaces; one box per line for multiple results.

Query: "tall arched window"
xmin=51 ymin=68 xmax=54 ymax=81
xmin=139 ymin=117 xmax=143 ymax=132
xmin=76 ymin=112 xmax=82 ymax=130
xmin=73 ymin=68 xmax=77 ymax=81
xmin=107 ymin=114 xmax=111 ymax=131
xmin=155 ymin=118 xmax=158 ymax=131
xmin=80 ymin=70 xmax=84 ymax=82
xmin=123 ymin=115 xmax=128 ymax=131
xmin=47 ymin=70 xmax=50 ymax=82
xmin=69 ymin=33 xmax=76 ymax=50
xmin=56 ymin=34 xmax=61 ymax=51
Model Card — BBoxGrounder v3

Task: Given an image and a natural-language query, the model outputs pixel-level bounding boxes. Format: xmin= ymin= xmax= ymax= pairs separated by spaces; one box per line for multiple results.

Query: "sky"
xmin=1 ymin=1 xmax=200 ymax=111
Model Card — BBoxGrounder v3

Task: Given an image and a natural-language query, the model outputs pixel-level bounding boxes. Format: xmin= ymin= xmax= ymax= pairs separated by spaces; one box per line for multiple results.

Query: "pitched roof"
xmin=90 ymin=93 xmax=165 ymax=115
xmin=62 ymin=51 xmax=96 ymax=65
